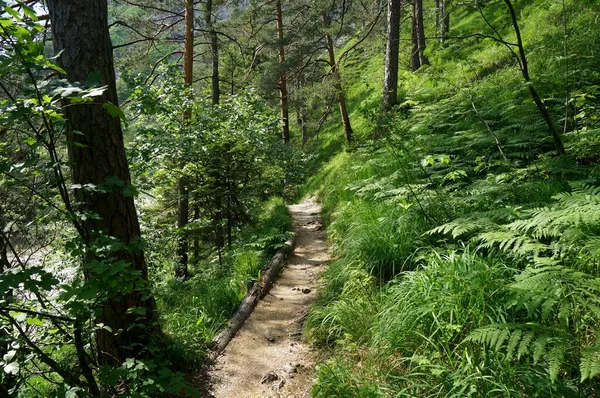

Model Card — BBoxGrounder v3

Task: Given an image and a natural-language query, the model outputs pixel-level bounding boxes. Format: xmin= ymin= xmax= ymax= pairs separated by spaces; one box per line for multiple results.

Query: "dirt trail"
xmin=208 ymin=197 xmax=328 ymax=397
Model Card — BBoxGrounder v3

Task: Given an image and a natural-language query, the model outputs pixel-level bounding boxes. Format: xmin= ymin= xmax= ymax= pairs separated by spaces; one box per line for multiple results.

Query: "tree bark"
xmin=322 ymin=12 xmax=353 ymax=145
xmin=434 ymin=0 xmax=440 ymax=35
xmin=297 ymin=106 xmax=308 ymax=145
xmin=46 ymin=0 xmax=157 ymax=365
xmin=0 ymin=208 xmax=8 ymax=273
xmin=383 ymin=0 xmax=402 ymax=110
xmin=411 ymin=0 xmax=428 ymax=71
xmin=0 ymin=207 xmax=14 ymax=393
xmin=175 ymin=176 xmax=189 ymax=278
xmin=440 ymin=0 xmax=449 ymax=43
xmin=295 ymin=75 xmax=309 ymax=144
xmin=214 ymin=197 xmax=224 ymax=265
xmin=205 ymin=0 xmax=220 ymax=105
xmin=275 ymin=0 xmax=290 ymax=144
xmin=411 ymin=1 xmax=420 ymax=71
xmin=176 ymin=0 xmax=195 ymax=278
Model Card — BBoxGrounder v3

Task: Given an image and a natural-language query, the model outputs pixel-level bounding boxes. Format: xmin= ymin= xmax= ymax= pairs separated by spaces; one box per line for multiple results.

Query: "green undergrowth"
xmin=306 ymin=0 xmax=600 ymax=396
xmin=153 ymin=197 xmax=293 ymax=365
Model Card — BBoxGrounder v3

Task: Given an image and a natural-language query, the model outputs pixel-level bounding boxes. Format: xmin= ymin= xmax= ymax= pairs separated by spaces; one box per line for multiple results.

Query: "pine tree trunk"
xmin=0 ymin=209 xmax=8 ymax=273
xmin=440 ymin=0 xmax=449 ymax=44
xmin=206 ymin=0 xmax=220 ymax=105
xmin=176 ymin=0 xmax=195 ymax=278
xmin=434 ymin=0 xmax=440 ymax=36
xmin=175 ymin=176 xmax=189 ymax=278
xmin=276 ymin=0 xmax=290 ymax=144
xmin=0 ymin=208 xmax=14 ymax=393
xmin=193 ymin=204 xmax=200 ymax=265
xmin=416 ymin=0 xmax=428 ymax=67
xmin=46 ymin=0 xmax=158 ymax=365
xmin=214 ymin=196 xmax=224 ymax=265
xmin=411 ymin=0 xmax=428 ymax=71
xmin=297 ymin=106 xmax=308 ymax=145
xmin=322 ymin=12 xmax=353 ymax=145
xmin=411 ymin=1 xmax=420 ymax=71
xmin=383 ymin=0 xmax=402 ymax=110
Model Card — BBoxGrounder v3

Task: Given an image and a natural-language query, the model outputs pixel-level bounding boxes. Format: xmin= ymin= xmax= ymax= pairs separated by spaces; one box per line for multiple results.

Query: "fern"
xmin=428 ymin=207 xmax=516 ymax=239
xmin=477 ymin=229 xmax=547 ymax=256
xmin=467 ymin=265 xmax=600 ymax=382
xmin=431 ymin=184 xmax=600 ymax=266
xmin=466 ymin=323 xmax=570 ymax=381
xmin=428 ymin=217 xmax=492 ymax=238
xmin=581 ymin=343 xmax=600 ymax=382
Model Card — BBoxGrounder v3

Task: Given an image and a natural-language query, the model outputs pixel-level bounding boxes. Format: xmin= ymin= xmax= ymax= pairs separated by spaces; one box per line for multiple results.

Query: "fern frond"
xmin=532 ymin=336 xmax=550 ymax=364
xmin=476 ymin=230 xmax=547 ymax=256
xmin=517 ymin=330 xmax=535 ymax=359
xmin=581 ymin=345 xmax=600 ymax=382
xmin=548 ymin=343 xmax=568 ymax=381
xmin=467 ymin=323 xmax=570 ymax=381
xmin=428 ymin=217 xmax=491 ymax=238
xmin=506 ymin=328 xmax=522 ymax=358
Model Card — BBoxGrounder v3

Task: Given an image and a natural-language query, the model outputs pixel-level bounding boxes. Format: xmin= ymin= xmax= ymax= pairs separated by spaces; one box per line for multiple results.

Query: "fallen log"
xmin=208 ymin=236 xmax=296 ymax=361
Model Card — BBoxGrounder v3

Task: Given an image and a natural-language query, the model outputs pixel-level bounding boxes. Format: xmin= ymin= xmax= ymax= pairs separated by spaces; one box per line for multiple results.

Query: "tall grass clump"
xmin=306 ymin=257 xmax=378 ymax=347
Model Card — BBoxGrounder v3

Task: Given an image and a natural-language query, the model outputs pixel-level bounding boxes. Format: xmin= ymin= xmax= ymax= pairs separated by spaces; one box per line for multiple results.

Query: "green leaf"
xmin=21 ymin=4 xmax=38 ymax=21
xmin=5 ymin=6 xmax=20 ymax=20
xmin=103 ymin=102 xmax=126 ymax=122
xmin=65 ymin=387 xmax=82 ymax=398
xmin=0 ymin=18 xmax=14 ymax=29
xmin=85 ymin=70 xmax=101 ymax=86
xmin=26 ymin=317 xmax=44 ymax=326
xmin=46 ymin=61 xmax=66 ymax=74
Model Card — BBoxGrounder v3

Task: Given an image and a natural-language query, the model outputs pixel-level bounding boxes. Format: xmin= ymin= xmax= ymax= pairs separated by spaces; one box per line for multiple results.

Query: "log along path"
xmin=208 ymin=197 xmax=329 ymax=397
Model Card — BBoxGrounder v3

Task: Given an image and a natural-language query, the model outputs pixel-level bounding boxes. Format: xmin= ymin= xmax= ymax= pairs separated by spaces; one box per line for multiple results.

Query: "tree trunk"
xmin=434 ymin=0 xmax=440 ymax=36
xmin=0 ymin=208 xmax=15 ymax=394
xmin=46 ymin=0 xmax=158 ymax=365
xmin=192 ymin=203 xmax=200 ymax=265
xmin=297 ymin=106 xmax=308 ymax=145
xmin=176 ymin=0 xmax=195 ymax=278
xmin=0 ymin=209 xmax=8 ymax=273
xmin=503 ymin=0 xmax=566 ymax=154
xmin=275 ymin=0 xmax=290 ymax=144
xmin=383 ymin=0 xmax=402 ymax=110
xmin=411 ymin=0 xmax=428 ymax=71
xmin=322 ymin=12 xmax=353 ymax=145
xmin=295 ymin=75 xmax=309 ymax=144
xmin=175 ymin=176 xmax=189 ymax=278
xmin=411 ymin=1 xmax=420 ymax=71
xmin=226 ymin=200 xmax=232 ymax=249
xmin=205 ymin=0 xmax=220 ymax=105
xmin=214 ymin=200 xmax=224 ymax=266
xmin=440 ymin=0 xmax=449 ymax=44
xmin=416 ymin=0 xmax=428 ymax=67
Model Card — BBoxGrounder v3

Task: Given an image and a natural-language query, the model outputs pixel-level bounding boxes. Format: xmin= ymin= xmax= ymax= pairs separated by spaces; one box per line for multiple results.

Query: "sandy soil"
xmin=208 ymin=197 xmax=328 ymax=398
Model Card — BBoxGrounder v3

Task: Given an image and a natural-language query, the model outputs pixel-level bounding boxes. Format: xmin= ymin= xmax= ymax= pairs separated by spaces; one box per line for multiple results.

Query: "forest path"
xmin=208 ymin=197 xmax=328 ymax=397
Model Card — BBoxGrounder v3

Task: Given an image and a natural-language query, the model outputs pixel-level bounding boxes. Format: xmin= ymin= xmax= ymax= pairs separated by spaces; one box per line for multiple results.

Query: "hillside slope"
xmin=305 ymin=1 xmax=600 ymax=396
